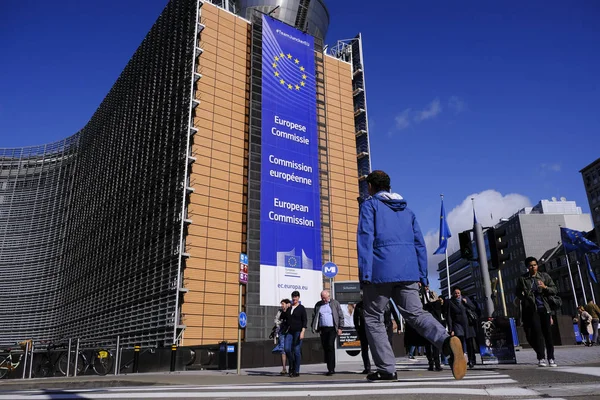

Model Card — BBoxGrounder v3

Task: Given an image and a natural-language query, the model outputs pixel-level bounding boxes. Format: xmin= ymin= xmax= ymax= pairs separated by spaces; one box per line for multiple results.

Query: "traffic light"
xmin=487 ymin=227 xmax=509 ymax=269
xmin=459 ymin=230 xmax=475 ymax=260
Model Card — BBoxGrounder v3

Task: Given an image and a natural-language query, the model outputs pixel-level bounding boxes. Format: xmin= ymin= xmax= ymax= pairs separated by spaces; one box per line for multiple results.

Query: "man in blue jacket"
xmin=357 ymin=170 xmax=466 ymax=381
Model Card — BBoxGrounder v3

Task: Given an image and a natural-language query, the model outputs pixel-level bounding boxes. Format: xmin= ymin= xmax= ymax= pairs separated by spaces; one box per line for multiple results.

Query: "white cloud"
xmin=395 ymin=109 xmax=411 ymax=130
xmin=448 ymin=96 xmax=467 ymax=114
xmin=540 ymin=163 xmax=561 ymax=172
xmin=415 ymin=98 xmax=442 ymax=122
xmin=424 ymin=190 xmax=532 ymax=293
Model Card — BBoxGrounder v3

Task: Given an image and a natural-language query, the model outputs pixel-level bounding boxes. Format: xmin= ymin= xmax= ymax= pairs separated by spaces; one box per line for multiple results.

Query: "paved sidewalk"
xmin=1 ymin=344 xmax=598 ymax=390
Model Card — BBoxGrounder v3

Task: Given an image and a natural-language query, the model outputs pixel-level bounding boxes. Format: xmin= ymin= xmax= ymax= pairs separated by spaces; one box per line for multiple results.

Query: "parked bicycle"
xmin=35 ymin=341 xmax=114 ymax=377
xmin=0 ymin=340 xmax=32 ymax=379
xmin=34 ymin=341 xmax=74 ymax=377
xmin=58 ymin=347 xmax=115 ymax=376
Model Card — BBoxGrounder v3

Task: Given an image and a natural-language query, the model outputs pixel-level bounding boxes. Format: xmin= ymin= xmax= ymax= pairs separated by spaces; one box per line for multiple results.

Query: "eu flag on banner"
xmin=560 ymin=227 xmax=600 ymax=254
xmin=285 ymin=255 xmax=302 ymax=269
xmin=586 ymin=254 xmax=598 ymax=284
xmin=434 ymin=198 xmax=452 ymax=255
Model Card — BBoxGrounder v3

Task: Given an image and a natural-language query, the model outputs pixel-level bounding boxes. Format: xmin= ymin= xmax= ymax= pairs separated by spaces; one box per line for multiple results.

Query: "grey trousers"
xmin=363 ymin=282 xmax=450 ymax=374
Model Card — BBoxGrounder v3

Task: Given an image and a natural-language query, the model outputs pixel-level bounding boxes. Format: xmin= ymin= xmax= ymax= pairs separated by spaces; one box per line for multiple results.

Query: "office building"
xmin=439 ymin=198 xmax=592 ymax=317
xmin=539 ymin=229 xmax=600 ymax=316
xmin=0 ymin=0 xmax=372 ymax=346
xmin=580 ymin=158 xmax=600 ymax=243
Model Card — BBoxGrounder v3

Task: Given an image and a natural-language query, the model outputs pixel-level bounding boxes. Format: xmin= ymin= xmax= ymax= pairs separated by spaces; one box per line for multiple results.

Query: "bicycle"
xmin=33 ymin=341 xmax=71 ymax=378
xmin=0 ymin=340 xmax=32 ymax=379
xmin=59 ymin=347 xmax=115 ymax=376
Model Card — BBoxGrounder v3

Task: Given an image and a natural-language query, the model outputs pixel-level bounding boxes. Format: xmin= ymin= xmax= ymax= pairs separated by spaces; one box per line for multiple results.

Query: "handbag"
xmin=546 ymin=294 xmax=562 ymax=311
xmin=466 ymin=308 xmax=478 ymax=324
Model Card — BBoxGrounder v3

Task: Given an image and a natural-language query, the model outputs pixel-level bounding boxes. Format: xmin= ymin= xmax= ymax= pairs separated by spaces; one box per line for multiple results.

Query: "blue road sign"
xmin=239 ymin=312 xmax=247 ymax=329
xmin=239 ymin=253 xmax=248 ymax=265
xmin=322 ymin=262 xmax=338 ymax=278
xmin=227 ymin=345 xmax=235 ymax=353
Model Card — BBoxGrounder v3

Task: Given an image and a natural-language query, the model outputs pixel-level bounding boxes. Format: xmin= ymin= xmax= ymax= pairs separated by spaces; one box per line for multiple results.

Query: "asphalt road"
xmin=2 ymin=345 xmax=600 ymax=399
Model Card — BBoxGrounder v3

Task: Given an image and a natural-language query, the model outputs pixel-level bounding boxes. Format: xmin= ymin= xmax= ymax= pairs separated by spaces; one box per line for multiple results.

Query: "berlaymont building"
xmin=0 ymin=0 xmax=372 ymax=348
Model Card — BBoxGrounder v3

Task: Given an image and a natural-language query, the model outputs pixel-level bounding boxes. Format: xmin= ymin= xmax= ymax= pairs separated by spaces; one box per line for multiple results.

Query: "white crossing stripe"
xmin=0 ymin=387 xmax=544 ymax=399
xmin=0 ymin=374 xmax=545 ymax=399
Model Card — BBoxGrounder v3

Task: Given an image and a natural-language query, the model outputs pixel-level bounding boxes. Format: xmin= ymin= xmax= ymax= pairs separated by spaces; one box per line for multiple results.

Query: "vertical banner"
xmin=259 ymin=16 xmax=322 ymax=306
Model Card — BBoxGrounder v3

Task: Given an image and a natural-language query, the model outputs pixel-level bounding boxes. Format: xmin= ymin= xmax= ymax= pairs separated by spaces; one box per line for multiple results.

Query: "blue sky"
xmin=1 ymin=1 xmax=598 ymax=284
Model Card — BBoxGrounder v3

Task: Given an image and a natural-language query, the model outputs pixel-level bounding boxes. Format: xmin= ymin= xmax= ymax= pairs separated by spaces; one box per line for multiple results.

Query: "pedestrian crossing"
xmin=0 ymin=371 xmax=565 ymax=399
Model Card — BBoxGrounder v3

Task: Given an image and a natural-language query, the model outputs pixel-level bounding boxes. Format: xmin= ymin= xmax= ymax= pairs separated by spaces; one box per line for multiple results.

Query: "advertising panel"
xmin=333 ymin=282 xmax=362 ymax=350
xmin=477 ymin=317 xmax=517 ymax=364
xmin=259 ymin=15 xmax=322 ymax=306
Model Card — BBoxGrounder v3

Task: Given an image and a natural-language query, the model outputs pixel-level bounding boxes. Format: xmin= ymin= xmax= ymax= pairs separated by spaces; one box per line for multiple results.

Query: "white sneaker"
xmin=548 ymin=359 xmax=557 ymax=367
xmin=538 ymin=359 xmax=547 ymax=367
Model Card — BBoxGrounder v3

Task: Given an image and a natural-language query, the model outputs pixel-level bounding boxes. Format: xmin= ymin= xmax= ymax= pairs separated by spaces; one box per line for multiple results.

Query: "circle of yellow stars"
xmin=272 ymin=52 xmax=307 ymax=90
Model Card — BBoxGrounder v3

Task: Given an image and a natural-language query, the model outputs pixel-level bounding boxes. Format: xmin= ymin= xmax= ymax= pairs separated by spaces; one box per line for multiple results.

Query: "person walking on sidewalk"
xmin=584 ymin=300 xmax=600 ymax=345
xmin=421 ymin=286 xmax=444 ymax=371
xmin=578 ymin=305 xmax=593 ymax=346
xmin=357 ymin=170 xmax=466 ymax=381
xmin=353 ymin=298 xmax=371 ymax=374
xmin=516 ymin=256 xmax=558 ymax=367
xmin=312 ymin=290 xmax=345 ymax=376
xmin=271 ymin=299 xmax=291 ymax=375
xmin=285 ymin=290 xmax=307 ymax=377
xmin=446 ymin=286 xmax=478 ymax=369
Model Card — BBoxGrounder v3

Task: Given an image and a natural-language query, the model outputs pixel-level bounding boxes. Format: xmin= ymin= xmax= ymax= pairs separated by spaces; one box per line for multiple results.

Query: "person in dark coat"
xmin=353 ymin=299 xmax=371 ymax=374
xmin=422 ymin=286 xmax=444 ymax=371
xmin=515 ymin=256 xmax=558 ymax=367
xmin=284 ymin=290 xmax=307 ymax=377
xmin=446 ymin=286 xmax=478 ymax=368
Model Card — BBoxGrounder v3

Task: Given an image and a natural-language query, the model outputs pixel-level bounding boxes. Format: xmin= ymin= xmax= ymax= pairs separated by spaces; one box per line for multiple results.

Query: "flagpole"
xmin=576 ymin=259 xmax=588 ymax=304
xmin=445 ymin=248 xmax=451 ymax=299
xmin=587 ymin=254 xmax=597 ymax=304
xmin=562 ymin=242 xmax=579 ymax=309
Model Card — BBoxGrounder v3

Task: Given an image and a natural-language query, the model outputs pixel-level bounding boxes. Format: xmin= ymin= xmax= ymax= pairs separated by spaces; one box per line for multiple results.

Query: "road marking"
xmin=0 ymin=386 xmax=542 ymax=399
xmin=175 ymin=378 xmax=518 ymax=390
xmin=396 ymin=373 xmax=511 ymax=381
xmin=57 ymin=377 xmax=514 ymax=393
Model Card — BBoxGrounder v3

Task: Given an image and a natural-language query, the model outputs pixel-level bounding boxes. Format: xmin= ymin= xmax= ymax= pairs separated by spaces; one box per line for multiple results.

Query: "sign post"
xmin=237 ymin=253 xmax=248 ymax=375
xmin=322 ymin=261 xmax=338 ymax=291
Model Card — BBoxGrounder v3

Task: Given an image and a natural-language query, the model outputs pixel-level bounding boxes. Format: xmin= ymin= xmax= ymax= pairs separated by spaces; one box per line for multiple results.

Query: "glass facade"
xmin=0 ymin=0 xmax=365 ymax=347
xmin=0 ymin=0 xmax=197 ymax=347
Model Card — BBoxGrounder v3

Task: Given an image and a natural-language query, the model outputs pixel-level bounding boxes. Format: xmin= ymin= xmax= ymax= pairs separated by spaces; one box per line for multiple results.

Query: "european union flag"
xmin=560 ymin=227 xmax=600 ymax=254
xmin=586 ymin=254 xmax=598 ymax=284
xmin=434 ymin=198 xmax=452 ymax=255
xmin=284 ymin=255 xmax=302 ymax=269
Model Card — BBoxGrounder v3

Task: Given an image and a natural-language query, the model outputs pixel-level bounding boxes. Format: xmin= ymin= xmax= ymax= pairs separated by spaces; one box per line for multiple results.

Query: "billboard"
xmin=259 ymin=15 xmax=322 ymax=306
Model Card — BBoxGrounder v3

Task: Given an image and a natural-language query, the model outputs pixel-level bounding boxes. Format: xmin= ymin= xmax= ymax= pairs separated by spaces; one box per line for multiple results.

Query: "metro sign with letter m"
xmin=322 ymin=262 xmax=338 ymax=278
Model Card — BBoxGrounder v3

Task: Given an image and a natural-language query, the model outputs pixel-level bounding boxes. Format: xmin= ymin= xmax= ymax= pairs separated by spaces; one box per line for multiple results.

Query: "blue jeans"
xmin=285 ymin=331 xmax=303 ymax=373
xmin=272 ymin=333 xmax=286 ymax=354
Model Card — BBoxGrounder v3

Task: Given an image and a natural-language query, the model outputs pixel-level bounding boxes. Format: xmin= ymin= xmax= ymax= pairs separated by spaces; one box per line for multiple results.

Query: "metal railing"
xmin=0 ymin=336 xmax=160 ymax=380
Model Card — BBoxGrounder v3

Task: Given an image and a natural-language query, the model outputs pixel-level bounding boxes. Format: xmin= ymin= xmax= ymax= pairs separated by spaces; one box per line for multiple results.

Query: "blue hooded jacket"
xmin=357 ymin=191 xmax=428 ymax=286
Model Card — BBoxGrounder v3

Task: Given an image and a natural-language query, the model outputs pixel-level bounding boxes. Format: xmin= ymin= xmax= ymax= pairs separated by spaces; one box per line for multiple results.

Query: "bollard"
xmin=74 ymin=339 xmax=80 ymax=377
xmin=22 ymin=341 xmax=30 ymax=379
xmin=28 ymin=342 xmax=34 ymax=379
xmin=114 ymin=336 xmax=120 ymax=376
xmin=170 ymin=344 xmax=177 ymax=372
xmin=133 ymin=345 xmax=140 ymax=373
xmin=66 ymin=338 xmax=72 ymax=377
